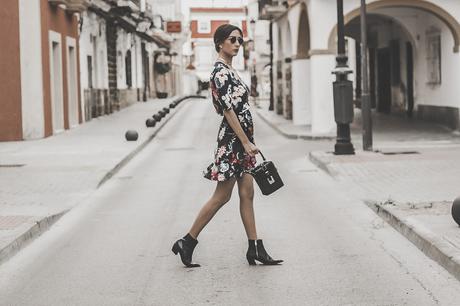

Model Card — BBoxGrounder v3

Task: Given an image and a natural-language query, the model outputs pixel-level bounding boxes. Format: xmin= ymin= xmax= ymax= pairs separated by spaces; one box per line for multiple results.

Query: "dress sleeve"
xmin=212 ymin=67 xmax=233 ymax=112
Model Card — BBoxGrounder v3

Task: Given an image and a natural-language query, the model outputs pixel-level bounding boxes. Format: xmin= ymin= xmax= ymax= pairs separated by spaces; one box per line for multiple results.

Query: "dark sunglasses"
xmin=228 ymin=36 xmax=244 ymax=45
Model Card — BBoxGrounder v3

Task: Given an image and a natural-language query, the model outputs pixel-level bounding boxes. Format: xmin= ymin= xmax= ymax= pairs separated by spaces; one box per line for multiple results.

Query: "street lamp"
xmin=249 ymin=19 xmax=256 ymax=39
xmin=249 ymin=19 xmax=259 ymax=100
xmin=360 ymin=0 xmax=373 ymax=151
xmin=269 ymin=21 xmax=274 ymax=111
xmin=332 ymin=0 xmax=355 ymax=155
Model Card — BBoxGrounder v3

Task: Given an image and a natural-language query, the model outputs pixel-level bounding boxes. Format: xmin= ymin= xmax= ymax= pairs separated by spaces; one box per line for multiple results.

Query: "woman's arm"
xmin=223 ymin=109 xmax=259 ymax=157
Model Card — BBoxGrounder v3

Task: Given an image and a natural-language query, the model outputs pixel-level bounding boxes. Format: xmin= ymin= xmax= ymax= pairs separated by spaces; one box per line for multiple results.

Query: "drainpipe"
xmin=269 ymin=20 xmax=274 ymax=111
xmin=361 ymin=0 xmax=373 ymax=151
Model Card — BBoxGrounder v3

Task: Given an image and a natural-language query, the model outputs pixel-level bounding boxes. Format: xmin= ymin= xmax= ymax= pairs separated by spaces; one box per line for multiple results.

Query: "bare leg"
xmin=188 ymin=178 xmax=236 ymax=238
xmin=237 ymin=173 xmax=258 ymax=240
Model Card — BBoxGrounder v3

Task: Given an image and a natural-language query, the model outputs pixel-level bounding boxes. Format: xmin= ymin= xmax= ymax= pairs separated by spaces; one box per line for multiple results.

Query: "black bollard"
xmin=125 ymin=130 xmax=138 ymax=141
xmin=452 ymin=196 xmax=460 ymax=226
xmin=146 ymin=118 xmax=156 ymax=127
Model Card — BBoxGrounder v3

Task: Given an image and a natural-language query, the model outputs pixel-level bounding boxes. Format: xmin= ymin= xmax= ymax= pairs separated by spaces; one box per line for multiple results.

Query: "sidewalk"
xmin=254 ymin=99 xmax=460 ymax=281
xmin=0 ymin=96 xmax=196 ymax=264
xmin=309 ymin=148 xmax=460 ymax=281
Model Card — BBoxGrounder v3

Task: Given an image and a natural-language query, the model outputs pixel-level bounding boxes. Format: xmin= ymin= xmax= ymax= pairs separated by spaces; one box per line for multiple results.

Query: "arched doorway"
xmin=344 ymin=14 xmax=416 ymax=115
xmin=327 ymin=0 xmax=460 ymax=130
xmin=297 ymin=4 xmax=310 ymax=58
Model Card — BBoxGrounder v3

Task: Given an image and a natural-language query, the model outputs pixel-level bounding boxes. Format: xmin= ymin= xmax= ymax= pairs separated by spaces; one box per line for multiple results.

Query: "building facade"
xmin=189 ymin=7 xmax=249 ymax=82
xmin=0 ymin=0 xmax=86 ymax=141
xmin=257 ymin=0 xmax=460 ymax=134
xmin=79 ymin=0 xmax=173 ymax=122
xmin=0 ymin=0 xmax=180 ymax=141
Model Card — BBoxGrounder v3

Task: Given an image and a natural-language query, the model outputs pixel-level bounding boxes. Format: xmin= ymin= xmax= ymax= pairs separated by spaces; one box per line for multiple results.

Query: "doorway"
xmin=67 ymin=38 xmax=78 ymax=128
xmin=406 ymin=42 xmax=414 ymax=117
xmin=49 ymin=31 xmax=64 ymax=133
xmin=377 ymin=47 xmax=391 ymax=113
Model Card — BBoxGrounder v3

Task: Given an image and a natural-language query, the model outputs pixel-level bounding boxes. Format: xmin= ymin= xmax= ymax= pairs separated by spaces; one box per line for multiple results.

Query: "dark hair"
xmin=213 ymin=24 xmax=243 ymax=52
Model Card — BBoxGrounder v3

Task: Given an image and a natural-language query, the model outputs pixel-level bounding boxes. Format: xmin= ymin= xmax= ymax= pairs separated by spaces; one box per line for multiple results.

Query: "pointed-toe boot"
xmin=172 ymin=235 xmax=201 ymax=268
xmin=246 ymin=239 xmax=283 ymax=265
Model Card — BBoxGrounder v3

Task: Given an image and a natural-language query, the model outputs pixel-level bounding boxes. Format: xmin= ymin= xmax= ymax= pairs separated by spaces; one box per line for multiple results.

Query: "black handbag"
xmin=249 ymin=151 xmax=284 ymax=195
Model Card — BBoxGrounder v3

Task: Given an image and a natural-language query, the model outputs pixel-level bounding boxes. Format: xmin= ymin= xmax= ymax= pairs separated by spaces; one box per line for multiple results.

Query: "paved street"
xmin=1 ymin=100 xmax=460 ymax=305
xmin=0 ymin=97 xmax=179 ymax=264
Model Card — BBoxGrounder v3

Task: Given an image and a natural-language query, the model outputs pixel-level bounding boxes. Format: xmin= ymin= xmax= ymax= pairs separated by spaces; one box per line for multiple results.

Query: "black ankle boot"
xmin=172 ymin=234 xmax=201 ymax=268
xmin=246 ymin=239 xmax=283 ymax=265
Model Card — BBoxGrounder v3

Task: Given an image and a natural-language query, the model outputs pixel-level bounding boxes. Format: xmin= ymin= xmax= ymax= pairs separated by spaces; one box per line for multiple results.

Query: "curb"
xmin=0 ymin=211 xmax=68 ymax=266
xmin=97 ymin=95 xmax=205 ymax=188
xmin=253 ymin=107 xmax=334 ymax=140
xmin=365 ymin=200 xmax=460 ymax=282
xmin=0 ymin=95 xmax=205 ymax=267
xmin=308 ymin=149 xmax=460 ymax=282
xmin=308 ymin=151 xmax=338 ymax=177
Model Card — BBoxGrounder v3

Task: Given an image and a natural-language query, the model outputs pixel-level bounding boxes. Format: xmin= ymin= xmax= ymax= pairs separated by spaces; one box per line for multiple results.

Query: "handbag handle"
xmin=258 ymin=150 xmax=266 ymax=161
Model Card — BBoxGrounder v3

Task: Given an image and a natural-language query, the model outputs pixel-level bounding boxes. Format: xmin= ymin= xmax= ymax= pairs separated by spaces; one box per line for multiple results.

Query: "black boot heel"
xmin=172 ymin=234 xmax=201 ymax=268
xmin=172 ymin=242 xmax=180 ymax=255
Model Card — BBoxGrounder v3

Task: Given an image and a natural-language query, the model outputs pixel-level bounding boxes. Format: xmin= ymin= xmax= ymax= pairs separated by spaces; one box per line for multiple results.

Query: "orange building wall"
xmin=0 ymin=0 xmax=23 ymax=141
xmin=40 ymin=1 xmax=81 ymax=137
xmin=191 ymin=20 xmax=248 ymax=39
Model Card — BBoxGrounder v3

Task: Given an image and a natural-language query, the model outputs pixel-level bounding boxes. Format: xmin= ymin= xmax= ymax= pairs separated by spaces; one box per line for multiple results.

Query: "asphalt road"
xmin=1 ymin=99 xmax=460 ymax=305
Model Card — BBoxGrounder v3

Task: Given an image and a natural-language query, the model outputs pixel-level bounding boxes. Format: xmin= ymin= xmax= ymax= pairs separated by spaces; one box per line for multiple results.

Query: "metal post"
xmin=269 ymin=20 xmax=274 ymax=111
xmin=360 ymin=0 xmax=373 ymax=151
xmin=332 ymin=0 xmax=355 ymax=155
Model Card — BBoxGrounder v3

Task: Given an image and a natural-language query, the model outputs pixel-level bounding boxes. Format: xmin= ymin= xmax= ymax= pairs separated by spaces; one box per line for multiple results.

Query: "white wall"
xmin=310 ymin=54 xmax=336 ymax=134
xmin=291 ymin=59 xmax=311 ymax=125
xmin=19 ymin=0 xmax=44 ymax=139
xmin=79 ymin=11 xmax=109 ymax=91
xmin=116 ymin=29 xmax=145 ymax=91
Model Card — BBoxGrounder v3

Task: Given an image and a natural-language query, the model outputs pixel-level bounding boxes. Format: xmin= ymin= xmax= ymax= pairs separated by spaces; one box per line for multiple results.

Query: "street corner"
xmin=365 ymin=198 xmax=460 ymax=282
xmin=308 ymin=151 xmax=335 ymax=176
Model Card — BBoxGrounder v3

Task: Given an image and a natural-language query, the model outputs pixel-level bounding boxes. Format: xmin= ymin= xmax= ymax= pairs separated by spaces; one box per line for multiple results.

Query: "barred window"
xmin=426 ymin=27 xmax=441 ymax=85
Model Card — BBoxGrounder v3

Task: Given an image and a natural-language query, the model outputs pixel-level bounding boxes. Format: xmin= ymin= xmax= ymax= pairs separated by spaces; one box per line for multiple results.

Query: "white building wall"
xmin=310 ymin=54 xmax=336 ymax=134
xmin=19 ymin=0 xmax=44 ymax=139
xmin=117 ymin=29 xmax=131 ymax=90
xmin=133 ymin=36 xmax=141 ymax=89
xmin=79 ymin=11 xmax=109 ymax=91
xmin=301 ymin=0 xmax=460 ymax=132
xmin=291 ymin=59 xmax=311 ymax=125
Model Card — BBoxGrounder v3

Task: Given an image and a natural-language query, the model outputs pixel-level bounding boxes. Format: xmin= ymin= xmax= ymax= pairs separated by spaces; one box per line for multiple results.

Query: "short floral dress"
xmin=203 ymin=61 xmax=257 ymax=181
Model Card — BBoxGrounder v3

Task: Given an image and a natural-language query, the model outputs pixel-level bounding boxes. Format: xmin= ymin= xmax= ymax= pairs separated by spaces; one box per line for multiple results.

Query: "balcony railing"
xmin=116 ymin=0 xmax=140 ymax=12
xmin=48 ymin=0 xmax=90 ymax=13
xmin=258 ymin=0 xmax=287 ymax=20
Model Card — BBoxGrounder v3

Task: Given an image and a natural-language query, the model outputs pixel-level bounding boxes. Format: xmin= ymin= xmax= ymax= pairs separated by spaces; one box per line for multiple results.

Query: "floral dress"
xmin=203 ymin=61 xmax=257 ymax=181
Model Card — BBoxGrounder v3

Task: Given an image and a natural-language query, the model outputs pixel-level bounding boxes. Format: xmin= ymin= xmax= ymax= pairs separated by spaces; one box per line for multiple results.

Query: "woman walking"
xmin=172 ymin=24 xmax=283 ymax=268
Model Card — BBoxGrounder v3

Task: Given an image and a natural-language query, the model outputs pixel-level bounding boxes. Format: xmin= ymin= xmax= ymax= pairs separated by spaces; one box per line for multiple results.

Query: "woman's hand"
xmin=243 ymin=141 xmax=259 ymax=157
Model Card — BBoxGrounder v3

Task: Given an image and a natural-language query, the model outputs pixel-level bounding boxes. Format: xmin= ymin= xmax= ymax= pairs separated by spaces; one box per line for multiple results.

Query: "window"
xmin=125 ymin=50 xmax=132 ymax=88
xmin=426 ymin=27 xmax=441 ymax=84
xmin=87 ymin=55 xmax=93 ymax=88
xmin=390 ymin=40 xmax=401 ymax=86
xmin=198 ymin=21 xmax=211 ymax=34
